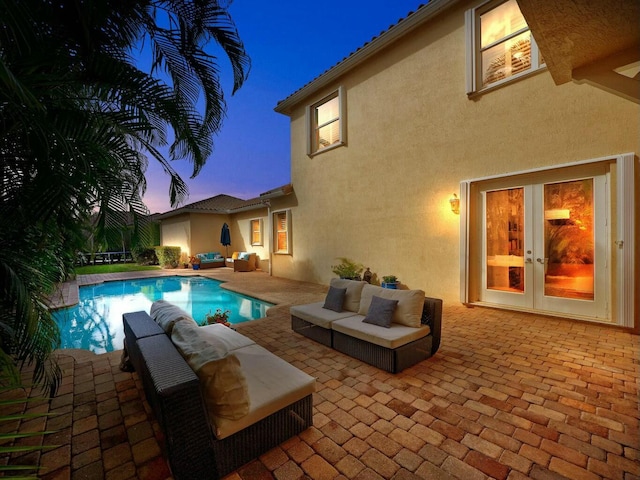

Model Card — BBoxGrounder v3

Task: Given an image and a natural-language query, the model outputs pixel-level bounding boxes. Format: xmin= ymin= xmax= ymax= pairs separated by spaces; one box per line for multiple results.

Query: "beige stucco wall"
xmin=232 ymin=209 xmax=270 ymax=270
xmin=160 ymin=209 xmax=271 ymax=268
xmin=160 ymin=214 xmax=191 ymax=261
xmin=189 ymin=213 xmax=231 ymax=258
xmin=273 ymin=0 xmax=640 ymax=311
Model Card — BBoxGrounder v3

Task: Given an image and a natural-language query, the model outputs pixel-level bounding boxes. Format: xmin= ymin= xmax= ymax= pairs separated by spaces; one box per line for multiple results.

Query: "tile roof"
xmin=156 ymin=184 xmax=293 ymax=219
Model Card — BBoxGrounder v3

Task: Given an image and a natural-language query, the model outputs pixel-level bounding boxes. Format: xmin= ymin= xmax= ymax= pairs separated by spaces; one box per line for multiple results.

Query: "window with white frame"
xmin=273 ymin=210 xmax=291 ymax=254
xmin=250 ymin=218 xmax=263 ymax=246
xmin=308 ymin=87 xmax=344 ymax=155
xmin=466 ymin=0 xmax=544 ymax=94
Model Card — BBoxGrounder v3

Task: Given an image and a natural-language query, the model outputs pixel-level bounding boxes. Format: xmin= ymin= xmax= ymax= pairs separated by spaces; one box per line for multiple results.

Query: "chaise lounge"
xmin=123 ymin=301 xmax=315 ymax=479
xmin=290 ymin=279 xmax=442 ymax=373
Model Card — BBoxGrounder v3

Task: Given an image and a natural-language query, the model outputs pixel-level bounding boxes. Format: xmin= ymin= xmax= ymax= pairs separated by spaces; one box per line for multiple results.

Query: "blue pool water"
xmin=52 ymin=276 xmax=273 ymax=354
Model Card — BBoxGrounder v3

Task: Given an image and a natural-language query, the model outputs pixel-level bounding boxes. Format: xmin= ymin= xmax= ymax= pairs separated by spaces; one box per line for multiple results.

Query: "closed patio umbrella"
xmin=220 ymin=223 xmax=231 ymax=258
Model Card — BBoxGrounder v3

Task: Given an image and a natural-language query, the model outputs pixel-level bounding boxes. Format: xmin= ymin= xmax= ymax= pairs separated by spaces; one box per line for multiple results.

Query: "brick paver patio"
xmin=1 ymin=269 xmax=638 ymax=480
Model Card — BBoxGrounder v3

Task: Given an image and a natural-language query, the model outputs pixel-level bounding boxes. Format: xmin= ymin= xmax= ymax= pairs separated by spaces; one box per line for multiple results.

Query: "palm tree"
xmin=0 ymin=0 xmax=250 ymax=395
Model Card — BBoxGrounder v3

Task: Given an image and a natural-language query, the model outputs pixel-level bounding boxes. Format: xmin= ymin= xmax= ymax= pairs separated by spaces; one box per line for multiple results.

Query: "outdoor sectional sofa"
xmin=122 ymin=301 xmax=315 ymax=479
xmin=195 ymin=252 xmax=226 ymax=268
xmin=290 ymin=279 xmax=442 ymax=373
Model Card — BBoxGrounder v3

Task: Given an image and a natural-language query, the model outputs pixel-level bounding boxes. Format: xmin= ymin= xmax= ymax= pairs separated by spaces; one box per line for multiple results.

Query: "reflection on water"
xmin=52 ymin=276 xmax=273 ymax=353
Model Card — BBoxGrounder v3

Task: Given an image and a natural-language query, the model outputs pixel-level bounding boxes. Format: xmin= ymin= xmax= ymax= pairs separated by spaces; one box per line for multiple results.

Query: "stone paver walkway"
xmin=1 ymin=269 xmax=638 ymax=480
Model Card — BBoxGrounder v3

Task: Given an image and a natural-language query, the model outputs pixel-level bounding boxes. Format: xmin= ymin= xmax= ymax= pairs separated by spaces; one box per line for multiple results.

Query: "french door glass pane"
xmin=486 ymin=188 xmax=524 ymax=292
xmin=543 ymin=179 xmax=594 ymax=300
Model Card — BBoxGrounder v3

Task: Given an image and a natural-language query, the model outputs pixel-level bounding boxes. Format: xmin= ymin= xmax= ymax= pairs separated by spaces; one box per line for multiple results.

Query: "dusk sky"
xmin=142 ymin=1 xmax=425 ymax=214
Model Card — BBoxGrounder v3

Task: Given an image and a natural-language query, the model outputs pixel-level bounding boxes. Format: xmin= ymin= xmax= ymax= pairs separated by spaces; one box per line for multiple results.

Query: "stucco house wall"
xmin=273 ymin=1 xmax=639 ymax=322
xmin=189 ymin=213 xmax=231 ymax=258
xmin=159 ymin=214 xmax=191 ymax=260
xmin=231 ymin=209 xmax=270 ymax=269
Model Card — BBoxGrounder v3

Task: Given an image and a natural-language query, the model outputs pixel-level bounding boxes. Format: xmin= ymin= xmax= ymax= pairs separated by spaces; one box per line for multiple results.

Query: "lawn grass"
xmin=74 ymin=264 xmax=161 ymax=275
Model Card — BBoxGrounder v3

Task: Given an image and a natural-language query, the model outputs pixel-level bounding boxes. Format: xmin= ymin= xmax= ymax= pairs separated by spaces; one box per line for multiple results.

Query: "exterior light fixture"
xmin=450 ymin=193 xmax=460 ymax=214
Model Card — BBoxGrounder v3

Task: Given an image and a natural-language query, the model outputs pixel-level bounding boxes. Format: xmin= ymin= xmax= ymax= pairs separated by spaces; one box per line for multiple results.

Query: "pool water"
xmin=52 ymin=276 xmax=273 ymax=354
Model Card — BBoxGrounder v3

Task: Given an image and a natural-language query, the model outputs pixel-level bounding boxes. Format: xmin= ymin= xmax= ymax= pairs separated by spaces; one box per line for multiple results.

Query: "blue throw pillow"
xmin=363 ymin=295 xmax=398 ymax=328
xmin=323 ymin=286 xmax=347 ymax=312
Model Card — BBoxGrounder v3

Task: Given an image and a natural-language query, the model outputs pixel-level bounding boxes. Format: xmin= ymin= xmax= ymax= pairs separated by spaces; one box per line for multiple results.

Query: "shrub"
xmin=132 ymin=245 xmax=158 ymax=265
xmin=154 ymin=246 xmax=181 ymax=268
xmin=331 ymin=257 xmax=364 ymax=280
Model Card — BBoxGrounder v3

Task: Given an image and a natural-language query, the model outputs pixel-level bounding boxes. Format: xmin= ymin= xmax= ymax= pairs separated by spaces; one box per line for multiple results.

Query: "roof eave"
xmin=156 ymin=185 xmax=294 ymax=220
xmin=274 ymin=0 xmax=460 ymax=115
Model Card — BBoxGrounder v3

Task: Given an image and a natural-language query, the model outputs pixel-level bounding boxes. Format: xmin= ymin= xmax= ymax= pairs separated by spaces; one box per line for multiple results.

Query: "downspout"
xmin=264 ymin=200 xmax=273 ymax=276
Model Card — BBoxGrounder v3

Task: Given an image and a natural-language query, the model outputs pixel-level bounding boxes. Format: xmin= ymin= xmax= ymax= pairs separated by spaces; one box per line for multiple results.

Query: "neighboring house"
xmin=272 ymin=0 xmax=639 ymax=329
xmin=157 ymin=185 xmax=294 ymax=271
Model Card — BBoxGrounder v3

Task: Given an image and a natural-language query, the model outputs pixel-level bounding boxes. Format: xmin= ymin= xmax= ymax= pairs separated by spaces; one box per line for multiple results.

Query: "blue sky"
xmin=143 ymin=1 xmax=425 ymax=213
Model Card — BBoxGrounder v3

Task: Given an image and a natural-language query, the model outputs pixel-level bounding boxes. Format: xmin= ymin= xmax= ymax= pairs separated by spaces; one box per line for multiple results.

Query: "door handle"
xmin=525 ymin=258 xmax=532 ymax=263
xmin=536 ymin=258 xmax=547 ymax=264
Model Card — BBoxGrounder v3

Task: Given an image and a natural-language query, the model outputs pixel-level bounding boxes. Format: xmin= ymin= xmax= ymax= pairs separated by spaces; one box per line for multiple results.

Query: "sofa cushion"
xmin=197 ymin=323 xmax=256 ymax=352
xmin=357 ymin=284 xmax=425 ymax=328
xmin=323 ymin=286 xmax=346 ymax=312
xmin=213 ymin=343 xmax=316 ymax=439
xmin=171 ymin=320 xmax=250 ymax=422
xmin=330 ymin=278 xmax=367 ymax=312
xmin=238 ymin=252 xmax=250 ymax=260
xmin=362 ymin=295 xmax=398 ymax=328
xmin=150 ymin=300 xmax=196 ymax=333
xmin=290 ymin=302 xmax=355 ymax=328
xmin=332 ymin=315 xmax=431 ymax=349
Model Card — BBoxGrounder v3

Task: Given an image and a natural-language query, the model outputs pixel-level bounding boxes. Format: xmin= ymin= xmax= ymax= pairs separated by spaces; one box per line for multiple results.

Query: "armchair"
xmin=233 ymin=252 xmax=257 ymax=272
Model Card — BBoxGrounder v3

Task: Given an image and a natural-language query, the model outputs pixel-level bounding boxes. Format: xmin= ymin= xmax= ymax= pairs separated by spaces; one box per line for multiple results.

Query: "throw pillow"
xmin=232 ymin=252 xmax=239 ymax=260
xmin=150 ymin=300 xmax=195 ymax=333
xmin=323 ymin=286 xmax=347 ymax=312
xmin=171 ymin=321 xmax=250 ymax=421
xmin=362 ymin=295 xmax=398 ymax=328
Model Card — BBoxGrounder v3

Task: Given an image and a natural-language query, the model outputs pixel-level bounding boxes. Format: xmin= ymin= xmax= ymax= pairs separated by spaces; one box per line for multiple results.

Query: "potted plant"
xmin=381 ymin=275 xmax=400 ymax=289
xmin=331 ymin=257 xmax=364 ymax=280
xmin=189 ymin=255 xmax=201 ymax=270
xmin=202 ymin=308 xmax=232 ymax=328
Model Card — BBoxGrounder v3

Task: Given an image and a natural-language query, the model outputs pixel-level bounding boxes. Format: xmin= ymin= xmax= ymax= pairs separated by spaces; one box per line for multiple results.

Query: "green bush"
xmin=132 ymin=245 xmax=158 ymax=265
xmin=331 ymin=257 xmax=364 ymax=280
xmin=154 ymin=246 xmax=181 ymax=268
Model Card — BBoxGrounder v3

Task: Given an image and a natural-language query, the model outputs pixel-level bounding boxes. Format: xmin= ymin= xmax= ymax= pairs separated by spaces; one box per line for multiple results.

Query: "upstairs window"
xmin=308 ymin=87 xmax=344 ymax=155
xmin=250 ymin=219 xmax=262 ymax=246
xmin=273 ymin=210 xmax=291 ymax=254
xmin=466 ymin=0 xmax=544 ymax=94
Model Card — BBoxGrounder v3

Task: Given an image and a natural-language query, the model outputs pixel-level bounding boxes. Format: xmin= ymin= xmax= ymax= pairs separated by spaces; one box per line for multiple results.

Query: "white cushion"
xmin=329 ymin=278 xmax=367 ymax=312
xmin=357 ymin=284 xmax=425 ymax=328
xmin=197 ymin=323 xmax=256 ymax=352
xmin=290 ymin=302 xmax=355 ymax=328
xmin=332 ymin=315 xmax=430 ymax=349
xmin=213 ymin=344 xmax=316 ymax=439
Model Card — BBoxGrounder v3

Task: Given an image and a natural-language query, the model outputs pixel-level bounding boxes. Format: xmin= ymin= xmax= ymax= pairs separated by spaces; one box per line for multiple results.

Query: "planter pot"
xmin=192 ymin=264 xmax=200 ymax=270
xmin=381 ymin=281 xmax=399 ymax=289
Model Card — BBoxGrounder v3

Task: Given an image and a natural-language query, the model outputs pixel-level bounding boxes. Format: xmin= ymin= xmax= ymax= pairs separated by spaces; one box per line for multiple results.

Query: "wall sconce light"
xmin=449 ymin=193 xmax=460 ymax=214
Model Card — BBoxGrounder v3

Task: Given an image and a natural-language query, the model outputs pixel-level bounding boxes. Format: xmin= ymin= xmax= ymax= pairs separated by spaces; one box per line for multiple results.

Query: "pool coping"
xmin=48 ymin=268 xmax=286 ymax=311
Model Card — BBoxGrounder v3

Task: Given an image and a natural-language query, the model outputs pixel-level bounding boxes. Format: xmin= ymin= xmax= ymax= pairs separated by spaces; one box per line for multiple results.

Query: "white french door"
xmin=479 ymin=167 xmax=609 ymax=319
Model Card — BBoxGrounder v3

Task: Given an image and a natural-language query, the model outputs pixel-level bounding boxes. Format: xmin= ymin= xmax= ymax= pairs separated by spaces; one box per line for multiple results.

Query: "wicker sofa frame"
xmin=291 ymin=297 xmax=442 ymax=373
xmin=123 ymin=311 xmax=313 ymax=480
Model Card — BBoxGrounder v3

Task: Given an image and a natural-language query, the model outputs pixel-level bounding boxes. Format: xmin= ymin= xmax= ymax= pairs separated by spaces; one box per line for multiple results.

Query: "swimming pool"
xmin=52 ymin=276 xmax=273 ymax=354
